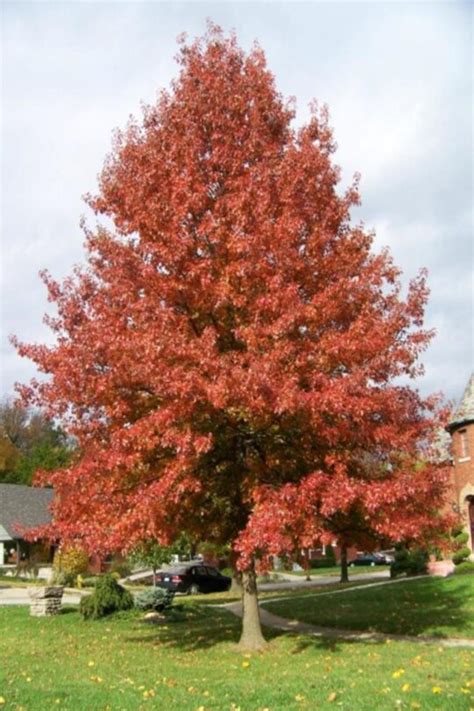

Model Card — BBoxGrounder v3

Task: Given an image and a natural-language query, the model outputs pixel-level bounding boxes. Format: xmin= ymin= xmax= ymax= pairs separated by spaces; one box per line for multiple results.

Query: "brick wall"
xmin=450 ymin=422 xmax=474 ymax=556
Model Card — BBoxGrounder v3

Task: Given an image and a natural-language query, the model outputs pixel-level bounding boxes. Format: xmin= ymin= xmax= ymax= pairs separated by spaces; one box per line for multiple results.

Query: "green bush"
xmin=79 ymin=574 xmax=134 ymax=620
xmin=135 ymin=587 xmax=174 ymax=612
xmin=390 ymin=546 xmax=428 ymax=578
xmin=451 ymin=527 xmax=470 ymax=566
xmin=453 ymin=561 xmax=474 ymax=575
xmin=52 ymin=570 xmax=75 ymax=587
xmin=53 ymin=545 xmax=89 ymax=586
xmin=81 ymin=576 xmax=100 ymax=588
xmin=454 ymin=530 xmax=469 ymax=546
xmin=453 ymin=546 xmax=472 ymax=565
xmin=310 ymin=555 xmax=337 ymax=569
xmin=108 ymin=560 xmax=133 ymax=578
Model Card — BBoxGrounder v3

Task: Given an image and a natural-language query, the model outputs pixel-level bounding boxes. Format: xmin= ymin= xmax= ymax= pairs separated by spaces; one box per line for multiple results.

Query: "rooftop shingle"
xmin=448 ymin=373 xmax=474 ymax=432
xmin=0 ymin=484 xmax=53 ymax=540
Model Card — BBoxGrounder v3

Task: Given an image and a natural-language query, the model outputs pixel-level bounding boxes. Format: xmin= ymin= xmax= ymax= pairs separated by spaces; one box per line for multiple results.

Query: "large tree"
xmin=15 ymin=26 xmax=450 ymax=649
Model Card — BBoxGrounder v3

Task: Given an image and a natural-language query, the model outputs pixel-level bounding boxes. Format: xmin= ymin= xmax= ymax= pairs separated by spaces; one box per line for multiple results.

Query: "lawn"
xmin=281 ymin=565 xmax=390 ymax=578
xmin=185 ymin=578 xmax=389 ymax=606
xmin=264 ymin=575 xmax=474 ymax=639
xmin=1 ymin=597 xmax=473 ymax=710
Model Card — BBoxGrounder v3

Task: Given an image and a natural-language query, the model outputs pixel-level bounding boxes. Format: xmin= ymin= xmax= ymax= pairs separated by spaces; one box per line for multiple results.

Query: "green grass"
xmin=264 ymin=576 xmax=474 ymax=639
xmin=0 ymin=599 xmax=473 ymax=710
xmin=191 ymin=578 xmax=389 ymax=606
xmin=0 ymin=576 xmax=45 ymax=588
xmin=282 ymin=565 xmax=390 ymax=578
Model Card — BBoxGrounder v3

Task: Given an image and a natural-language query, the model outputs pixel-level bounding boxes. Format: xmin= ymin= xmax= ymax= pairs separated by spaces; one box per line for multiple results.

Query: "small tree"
xmin=129 ymin=540 xmax=174 ymax=586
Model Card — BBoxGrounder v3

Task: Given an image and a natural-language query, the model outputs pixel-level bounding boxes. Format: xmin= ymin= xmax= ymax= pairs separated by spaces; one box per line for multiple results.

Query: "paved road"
xmin=0 ymin=586 xmax=84 ymax=606
xmin=0 ymin=570 xmax=390 ymax=605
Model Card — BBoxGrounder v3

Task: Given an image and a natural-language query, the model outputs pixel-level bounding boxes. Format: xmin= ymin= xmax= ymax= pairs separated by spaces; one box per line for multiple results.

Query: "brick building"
xmin=447 ymin=373 xmax=474 ymax=557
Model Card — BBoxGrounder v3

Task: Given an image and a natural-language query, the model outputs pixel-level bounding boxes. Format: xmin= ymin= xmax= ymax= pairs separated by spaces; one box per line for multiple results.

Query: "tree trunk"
xmin=238 ymin=563 xmax=267 ymax=652
xmin=340 ymin=544 xmax=349 ymax=583
xmin=302 ymin=548 xmax=311 ymax=581
xmin=230 ymin=569 xmax=243 ymax=594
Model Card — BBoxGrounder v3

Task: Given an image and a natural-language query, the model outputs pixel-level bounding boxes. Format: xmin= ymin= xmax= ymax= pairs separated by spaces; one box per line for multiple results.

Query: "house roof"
xmin=448 ymin=373 xmax=474 ymax=432
xmin=0 ymin=484 xmax=53 ymax=540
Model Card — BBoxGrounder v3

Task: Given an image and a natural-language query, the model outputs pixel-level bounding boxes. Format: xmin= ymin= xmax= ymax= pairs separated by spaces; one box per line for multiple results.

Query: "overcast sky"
xmin=1 ymin=1 xmax=472 ymax=409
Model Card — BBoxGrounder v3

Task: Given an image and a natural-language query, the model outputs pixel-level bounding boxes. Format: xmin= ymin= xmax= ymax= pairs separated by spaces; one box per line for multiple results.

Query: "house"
xmin=0 ymin=483 xmax=54 ymax=566
xmin=446 ymin=373 xmax=474 ymax=557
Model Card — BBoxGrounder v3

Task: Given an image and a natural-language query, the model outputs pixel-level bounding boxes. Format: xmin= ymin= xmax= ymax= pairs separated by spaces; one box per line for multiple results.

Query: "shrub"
xmin=135 ymin=587 xmax=174 ymax=612
xmin=453 ymin=561 xmax=474 ymax=575
xmin=79 ymin=573 xmax=134 ymax=619
xmin=108 ymin=560 xmax=133 ymax=578
xmin=390 ymin=546 xmax=428 ymax=578
xmin=311 ymin=555 xmax=337 ymax=569
xmin=51 ymin=570 xmax=75 ymax=587
xmin=53 ymin=545 xmax=89 ymax=584
xmin=451 ymin=528 xmax=470 ymax=566
xmin=81 ymin=576 xmax=100 ymax=588
xmin=453 ymin=546 xmax=472 ymax=565
xmin=324 ymin=546 xmax=337 ymax=565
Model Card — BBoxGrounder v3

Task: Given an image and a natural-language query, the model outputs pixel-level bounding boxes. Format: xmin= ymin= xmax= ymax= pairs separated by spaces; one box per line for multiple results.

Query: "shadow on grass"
xmin=118 ymin=577 xmax=474 ymax=654
xmin=265 ymin=576 xmax=474 ymax=640
xmin=122 ymin=604 xmax=367 ymax=655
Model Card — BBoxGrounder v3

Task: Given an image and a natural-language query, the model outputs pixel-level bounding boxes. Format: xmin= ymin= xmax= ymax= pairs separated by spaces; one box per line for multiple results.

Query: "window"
xmin=459 ymin=429 xmax=469 ymax=459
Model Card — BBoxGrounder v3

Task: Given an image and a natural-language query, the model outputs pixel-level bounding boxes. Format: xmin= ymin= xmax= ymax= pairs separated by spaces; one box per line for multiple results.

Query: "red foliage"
xmin=14 ymin=26 xmax=452 ymax=567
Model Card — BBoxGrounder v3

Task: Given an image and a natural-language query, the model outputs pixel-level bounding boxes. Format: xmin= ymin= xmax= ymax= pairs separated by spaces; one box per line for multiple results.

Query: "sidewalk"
xmin=221 ymin=578 xmax=474 ymax=649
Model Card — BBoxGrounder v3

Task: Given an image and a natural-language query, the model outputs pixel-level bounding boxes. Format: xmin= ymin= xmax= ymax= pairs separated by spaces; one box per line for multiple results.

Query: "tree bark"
xmin=238 ymin=563 xmax=267 ymax=651
xmin=230 ymin=569 xmax=243 ymax=594
xmin=340 ymin=544 xmax=349 ymax=583
xmin=302 ymin=548 xmax=311 ymax=581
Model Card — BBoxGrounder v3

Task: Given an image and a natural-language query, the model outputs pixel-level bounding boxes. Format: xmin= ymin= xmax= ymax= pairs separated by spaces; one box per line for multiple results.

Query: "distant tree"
xmin=129 ymin=534 xmax=193 ymax=585
xmin=0 ymin=400 xmax=73 ymax=485
xmin=129 ymin=541 xmax=173 ymax=586
xmin=15 ymin=26 xmax=451 ymax=650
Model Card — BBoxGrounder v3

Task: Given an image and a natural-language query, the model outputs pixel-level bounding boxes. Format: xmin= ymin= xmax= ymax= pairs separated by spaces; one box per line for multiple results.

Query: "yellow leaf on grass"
xmin=327 ymin=691 xmax=337 ymax=702
xmin=432 ymin=686 xmax=442 ymax=694
xmin=392 ymin=669 xmax=405 ymax=679
xmin=0 ymin=699 xmax=5 ymax=706
xmin=402 ymin=684 xmax=411 ymax=692
xmin=294 ymin=694 xmax=305 ymax=702
xmin=242 ymin=661 xmax=250 ymax=668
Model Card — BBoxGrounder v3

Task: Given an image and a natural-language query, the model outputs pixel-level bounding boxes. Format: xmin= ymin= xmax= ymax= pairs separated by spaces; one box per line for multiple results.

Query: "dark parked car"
xmin=155 ymin=564 xmax=232 ymax=595
xmin=348 ymin=553 xmax=391 ymax=567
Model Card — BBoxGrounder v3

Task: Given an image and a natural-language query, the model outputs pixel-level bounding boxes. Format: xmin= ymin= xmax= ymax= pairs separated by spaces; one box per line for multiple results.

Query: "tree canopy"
xmin=14 ymin=25 xmax=451 ymax=649
xmin=0 ymin=400 xmax=72 ymax=485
